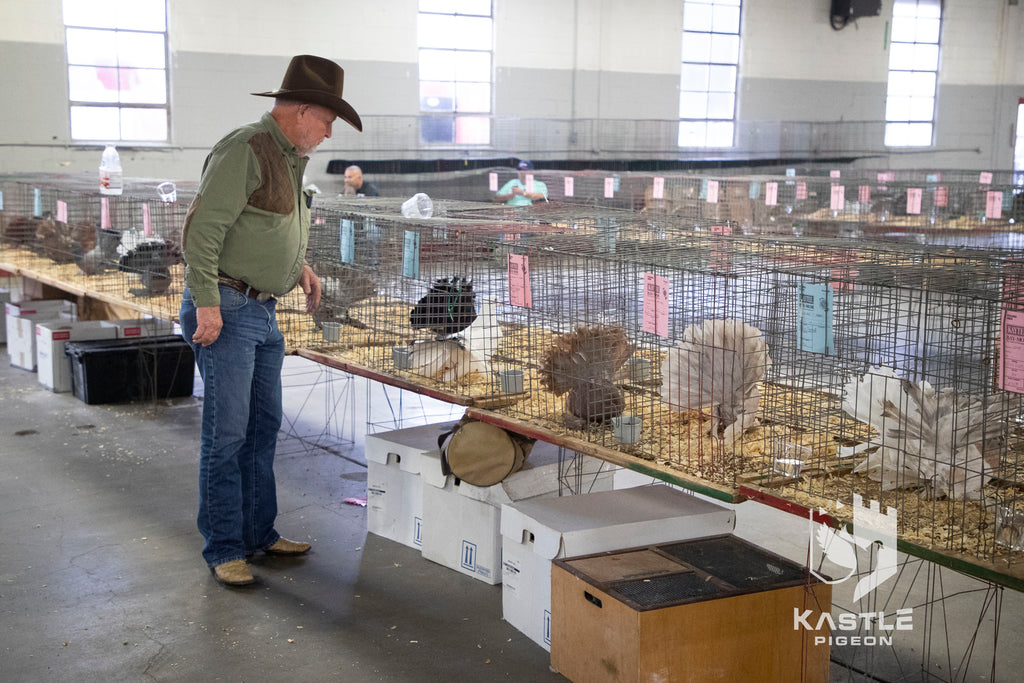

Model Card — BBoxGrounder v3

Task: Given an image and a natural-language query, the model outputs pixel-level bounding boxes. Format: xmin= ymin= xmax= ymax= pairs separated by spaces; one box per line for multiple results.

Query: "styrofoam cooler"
xmin=500 ymin=485 xmax=736 ymax=651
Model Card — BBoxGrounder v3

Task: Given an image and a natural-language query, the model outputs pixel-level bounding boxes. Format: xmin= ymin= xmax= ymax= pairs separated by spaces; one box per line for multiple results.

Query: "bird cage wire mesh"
xmin=288 ymin=192 xmax=1024 ymax=580
xmin=0 ymin=174 xmax=197 ymax=323
xmin=4 ymin=171 xmax=1024 ymax=581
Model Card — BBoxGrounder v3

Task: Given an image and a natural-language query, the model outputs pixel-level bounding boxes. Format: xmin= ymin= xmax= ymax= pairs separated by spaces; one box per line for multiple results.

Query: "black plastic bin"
xmin=65 ymin=335 xmax=195 ymax=404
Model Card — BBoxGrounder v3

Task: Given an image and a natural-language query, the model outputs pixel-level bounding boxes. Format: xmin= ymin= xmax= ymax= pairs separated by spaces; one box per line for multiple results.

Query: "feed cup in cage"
xmin=321 ymin=322 xmax=342 ymax=342
xmin=498 ymin=369 xmax=524 ymax=393
xmin=995 ymin=505 xmax=1024 ymax=552
xmin=401 ymin=193 xmax=433 ymax=219
xmin=612 ymin=415 xmax=643 ymax=444
xmin=625 ymin=356 xmax=652 ymax=382
xmin=773 ymin=441 xmax=811 ymax=479
xmin=157 ymin=181 xmax=177 ymax=203
xmin=392 ymin=346 xmax=412 ymax=369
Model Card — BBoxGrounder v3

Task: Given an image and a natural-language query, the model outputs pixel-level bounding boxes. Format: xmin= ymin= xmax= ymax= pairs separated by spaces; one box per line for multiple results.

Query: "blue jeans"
xmin=180 ymin=285 xmax=284 ymax=567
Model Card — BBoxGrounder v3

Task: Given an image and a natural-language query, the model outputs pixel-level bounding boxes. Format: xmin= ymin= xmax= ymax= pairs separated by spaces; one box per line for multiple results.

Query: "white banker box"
xmin=500 ymin=485 xmax=736 ymax=651
xmin=6 ymin=300 xmax=77 ymax=371
xmin=106 ymin=317 xmax=178 ymax=338
xmin=36 ymin=320 xmax=119 ymax=392
xmin=420 ymin=441 xmax=613 ymax=586
xmin=364 ymin=421 xmax=460 ymax=550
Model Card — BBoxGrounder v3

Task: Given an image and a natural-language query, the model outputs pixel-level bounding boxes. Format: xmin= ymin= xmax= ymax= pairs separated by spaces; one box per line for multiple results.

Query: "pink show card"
xmin=906 ymin=188 xmax=922 ymax=215
xmin=765 ymin=182 xmax=778 ymax=206
xmin=642 ymin=273 xmax=669 ymax=338
xmin=706 ymin=180 xmax=719 ymax=204
xmin=489 ymin=172 xmax=498 ymax=192
xmin=508 ymin=254 xmax=532 ymax=308
xmin=652 ymin=177 xmax=665 ymax=200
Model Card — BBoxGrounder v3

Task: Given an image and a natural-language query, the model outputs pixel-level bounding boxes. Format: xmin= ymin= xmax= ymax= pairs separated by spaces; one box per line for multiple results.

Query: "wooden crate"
xmin=550 ymin=535 xmax=831 ymax=683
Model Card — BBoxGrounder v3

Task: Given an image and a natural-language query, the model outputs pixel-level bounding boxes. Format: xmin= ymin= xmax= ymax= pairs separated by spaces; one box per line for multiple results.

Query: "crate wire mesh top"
xmin=554 ymin=535 xmax=818 ymax=611
xmin=4 ymin=171 xmax=1024 ymax=585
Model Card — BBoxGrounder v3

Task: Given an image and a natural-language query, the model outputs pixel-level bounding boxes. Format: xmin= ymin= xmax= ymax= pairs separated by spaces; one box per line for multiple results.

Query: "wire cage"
xmin=4 ymin=171 xmax=1024 ymax=582
xmin=0 ymin=174 xmax=195 ymax=322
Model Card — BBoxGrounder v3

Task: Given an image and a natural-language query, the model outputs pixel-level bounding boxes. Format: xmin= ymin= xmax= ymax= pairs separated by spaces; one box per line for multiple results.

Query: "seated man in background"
xmin=494 ymin=160 xmax=547 ymax=206
xmin=343 ymin=165 xmax=379 ymax=196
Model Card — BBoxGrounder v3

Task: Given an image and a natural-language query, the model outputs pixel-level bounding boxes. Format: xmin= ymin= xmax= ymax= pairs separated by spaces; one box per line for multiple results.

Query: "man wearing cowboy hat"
xmin=179 ymin=55 xmax=362 ymax=587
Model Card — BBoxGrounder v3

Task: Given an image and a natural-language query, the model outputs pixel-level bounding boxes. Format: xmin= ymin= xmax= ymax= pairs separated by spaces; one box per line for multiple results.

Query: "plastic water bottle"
xmin=99 ymin=145 xmax=123 ymax=196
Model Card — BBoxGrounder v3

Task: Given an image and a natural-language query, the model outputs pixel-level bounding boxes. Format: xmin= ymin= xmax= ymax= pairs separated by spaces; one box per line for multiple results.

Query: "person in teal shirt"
xmin=494 ymin=160 xmax=548 ymax=206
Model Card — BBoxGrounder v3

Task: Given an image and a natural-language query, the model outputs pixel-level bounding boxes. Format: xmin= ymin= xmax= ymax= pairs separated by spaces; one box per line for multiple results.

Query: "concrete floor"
xmin=1 ymin=353 xmax=1022 ymax=682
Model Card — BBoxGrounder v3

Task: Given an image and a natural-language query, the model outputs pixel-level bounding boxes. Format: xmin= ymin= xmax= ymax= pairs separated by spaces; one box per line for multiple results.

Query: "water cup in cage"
xmin=321 ymin=322 xmax=342 ymax=342
xmin=995 ymin=505 xmax=1024 ymax=552
xmin=773 ymin=440 xmax=811 ymax=478
xmin=157 ymin=181 xmax=177 ymax=203
xmin=401 ymin=193 xmax=433 ymax=219
xmin=611 ymin=415 xmax=643 ymax=444
xmin=498 ymin=369 xmax=524 ymax=393
xmin=392 ymin=346 xmax=413 ymax=369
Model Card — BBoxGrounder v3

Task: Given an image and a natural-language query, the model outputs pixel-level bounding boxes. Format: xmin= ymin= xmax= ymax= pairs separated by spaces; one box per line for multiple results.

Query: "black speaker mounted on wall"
xmin=831 ymin=0 xmax=882 ymax=30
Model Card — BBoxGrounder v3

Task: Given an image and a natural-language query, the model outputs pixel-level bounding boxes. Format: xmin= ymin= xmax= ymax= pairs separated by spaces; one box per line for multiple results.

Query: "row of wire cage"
xmin=2 ymin=170 xmax=1024 ymax=582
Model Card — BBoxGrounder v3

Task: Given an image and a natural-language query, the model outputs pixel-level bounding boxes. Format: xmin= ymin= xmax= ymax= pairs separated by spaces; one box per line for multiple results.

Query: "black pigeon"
xmin=118 ymin=238 xmax=181 ymax=295
xmin=410 ymin=276 xmax=477 ymax=338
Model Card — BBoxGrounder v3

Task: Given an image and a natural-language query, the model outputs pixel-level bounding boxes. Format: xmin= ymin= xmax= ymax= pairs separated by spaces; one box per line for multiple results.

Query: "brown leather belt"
xmin=218 ymin=273 xmax=270 ymax=301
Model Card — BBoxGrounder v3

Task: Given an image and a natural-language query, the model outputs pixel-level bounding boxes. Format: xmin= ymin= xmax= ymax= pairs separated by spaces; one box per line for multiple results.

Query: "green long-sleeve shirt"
xmin=182 ymin=112 xmax=312 ymax=307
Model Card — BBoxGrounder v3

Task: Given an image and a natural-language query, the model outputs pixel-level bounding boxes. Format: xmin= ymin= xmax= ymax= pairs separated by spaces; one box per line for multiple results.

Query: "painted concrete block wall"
xmin=0 ymin=0 xmax=1021 ymax=185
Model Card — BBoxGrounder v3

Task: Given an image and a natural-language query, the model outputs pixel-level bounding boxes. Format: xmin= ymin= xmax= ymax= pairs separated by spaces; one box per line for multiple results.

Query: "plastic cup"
xmin=401 ymin=193 xmax=433 ymax=219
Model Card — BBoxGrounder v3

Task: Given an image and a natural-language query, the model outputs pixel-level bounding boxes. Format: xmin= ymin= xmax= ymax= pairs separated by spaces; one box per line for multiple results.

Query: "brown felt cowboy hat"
xmin=252 ymin=54 xmax=362 ymax=132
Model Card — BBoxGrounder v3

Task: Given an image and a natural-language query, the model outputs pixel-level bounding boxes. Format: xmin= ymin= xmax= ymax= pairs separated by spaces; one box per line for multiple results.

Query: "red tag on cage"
xmin=934 ymin=186 xmax=948 ymax=207
xmin=858 ymin=185 xmax=871 ymax=204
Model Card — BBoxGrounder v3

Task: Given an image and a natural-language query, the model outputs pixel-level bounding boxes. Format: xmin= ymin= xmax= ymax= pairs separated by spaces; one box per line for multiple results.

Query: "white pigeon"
xmin=660 ymin=319 xmax=772 ymax=444
xmin=407 ymin=301 xmax=502 ymax=383
xmin=844 ymin=368 xmax=1008 ymax=499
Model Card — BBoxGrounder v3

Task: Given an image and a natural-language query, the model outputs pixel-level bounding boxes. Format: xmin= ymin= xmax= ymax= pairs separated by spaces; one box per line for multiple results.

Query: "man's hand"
xmin=300 ymin=264 xmax=322 ymax=314
xmin=511 ymin=186 xmax=525 ymax=196
xmin=193 ymin=306 xmax=223 ymax=346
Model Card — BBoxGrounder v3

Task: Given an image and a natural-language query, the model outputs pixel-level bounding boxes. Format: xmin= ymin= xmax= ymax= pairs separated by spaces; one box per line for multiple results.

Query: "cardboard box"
xmin=364 ymin=421 xmax=460 ymax=550
xmin=420 ymin=441 xmax=608 ymax=585
xmin=550 ymin=535 xmax=831 ymax=683
xmin=36 ymin=320 xmax=119 ymax=392
xmin=105 ymin=317 xmax=178 ymax=338
xmin=500 ymin=486 xmax=736 ymax=651
xmin=6 ymin=300 xmax=77 ymax=371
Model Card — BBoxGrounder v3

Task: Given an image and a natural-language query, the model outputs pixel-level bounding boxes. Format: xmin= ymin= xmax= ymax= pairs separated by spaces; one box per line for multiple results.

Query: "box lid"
xmin=364 ymin=420 xmax=460 ymax=472
xmin=501 ymin=485 xmax=736 ymax=560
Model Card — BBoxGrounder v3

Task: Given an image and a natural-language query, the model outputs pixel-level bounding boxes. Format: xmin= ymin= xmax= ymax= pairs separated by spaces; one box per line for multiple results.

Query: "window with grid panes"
xmin=63 ymin=0 xmax=169 ymax=142
xmin=884 ymin=0 xmax=941 ymax=148
xmin=417 ymin=0 xmax=493 ymax=145
xmin=679 ymin=0 xmax=741 ymax=148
